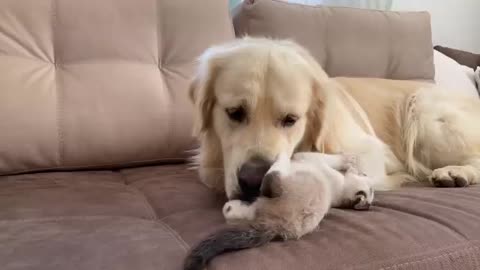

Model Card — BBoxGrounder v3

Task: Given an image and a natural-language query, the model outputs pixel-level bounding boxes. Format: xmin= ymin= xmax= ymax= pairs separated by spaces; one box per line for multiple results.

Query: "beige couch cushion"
xmin=0 ymin=0 xmax=234 ymax=175
xmin=233 ymin=0 xmax=435 ymax=80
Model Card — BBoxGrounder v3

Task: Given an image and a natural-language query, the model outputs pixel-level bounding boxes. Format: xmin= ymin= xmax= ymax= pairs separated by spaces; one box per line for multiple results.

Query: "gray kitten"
xmin=184 ymin=152 xmax=374 ymax=270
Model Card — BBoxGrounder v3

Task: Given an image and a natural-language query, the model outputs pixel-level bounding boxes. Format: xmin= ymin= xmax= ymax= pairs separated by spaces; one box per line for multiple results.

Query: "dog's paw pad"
xmin=449 ymin=171 xmax=469 ymax=187
xmin=430 ymin=167 xmax=470 ymax=188
xmin=431 ymin=178 xmax=455 ymax=187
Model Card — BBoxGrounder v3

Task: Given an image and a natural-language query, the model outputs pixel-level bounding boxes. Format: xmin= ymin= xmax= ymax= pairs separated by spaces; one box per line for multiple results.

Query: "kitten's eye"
xmin=281 ymin=114 xmax=298 ymax=127
xmin=226 ymin=107 xmax=247 ymax=123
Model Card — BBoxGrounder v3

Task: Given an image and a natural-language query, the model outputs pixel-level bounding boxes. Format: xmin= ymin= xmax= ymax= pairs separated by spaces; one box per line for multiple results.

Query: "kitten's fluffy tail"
xmin=183 ymin=226 xmax=277 ymax=270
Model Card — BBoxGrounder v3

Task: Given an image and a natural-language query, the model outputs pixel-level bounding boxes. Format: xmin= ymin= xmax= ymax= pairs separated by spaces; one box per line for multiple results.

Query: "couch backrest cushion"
xmin=233 ymin=0 xmax=435 ymax=81
xmin=0 ymin=0 xmax=234 ymax=175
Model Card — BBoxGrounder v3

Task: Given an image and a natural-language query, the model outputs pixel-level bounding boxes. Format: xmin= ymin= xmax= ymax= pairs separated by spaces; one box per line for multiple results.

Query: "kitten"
xmin=183 ymin=152 xmax=374 ymax=270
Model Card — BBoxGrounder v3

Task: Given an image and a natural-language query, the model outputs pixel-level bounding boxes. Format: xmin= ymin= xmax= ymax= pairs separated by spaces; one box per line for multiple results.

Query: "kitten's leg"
xmin=267 ymin=152 xmax=291 ymax=176
xmin=223 ymin=200 xmax=256 ymax=222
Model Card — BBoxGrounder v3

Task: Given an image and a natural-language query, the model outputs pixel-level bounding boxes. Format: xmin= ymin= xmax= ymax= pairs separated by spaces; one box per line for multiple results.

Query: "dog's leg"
xmin=430 ymin=157 xmax=480 ymax=187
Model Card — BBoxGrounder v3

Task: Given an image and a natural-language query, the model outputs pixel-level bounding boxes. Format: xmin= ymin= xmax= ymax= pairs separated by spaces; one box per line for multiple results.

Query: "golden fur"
xmin=189 ymin=37 xmax=480 ymax=199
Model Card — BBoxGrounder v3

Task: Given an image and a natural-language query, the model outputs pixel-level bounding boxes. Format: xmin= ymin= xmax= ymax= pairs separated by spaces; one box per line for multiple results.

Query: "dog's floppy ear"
xmin=295 ymin=82 xmax=325 ymax=152
xmin=189 ymin=48 xmax=223 ymax=136
xmin=305 ymin=83 xmax=326 ymax=152
xmin=260 ymin=171 xmax=283 ymax=198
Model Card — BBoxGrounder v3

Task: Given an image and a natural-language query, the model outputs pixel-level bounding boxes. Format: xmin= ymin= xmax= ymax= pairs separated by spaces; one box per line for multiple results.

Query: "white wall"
xmin=392 ymin=0 xmax=480 ymax=53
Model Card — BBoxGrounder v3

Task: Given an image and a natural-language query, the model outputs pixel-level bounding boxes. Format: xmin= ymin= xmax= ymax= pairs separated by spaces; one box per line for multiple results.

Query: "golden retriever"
xmin=189 ymin=37 xmax=480 ymax=201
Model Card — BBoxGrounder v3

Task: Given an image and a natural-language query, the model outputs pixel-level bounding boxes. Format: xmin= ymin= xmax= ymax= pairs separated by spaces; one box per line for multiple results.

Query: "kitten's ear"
xmin=260 ymin=172 xmax=283 ymax=198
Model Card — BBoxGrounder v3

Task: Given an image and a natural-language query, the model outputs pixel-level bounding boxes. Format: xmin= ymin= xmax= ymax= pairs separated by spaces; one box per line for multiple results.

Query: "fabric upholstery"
xmin=0 ymin=0 xmax=234 ymax=175
xmin=433 ymin=50 xmax=479 ymax=97
xmin=233 ymin=0 xmax=435 ymax=81
xmin=1 ymin=165 xmax=480 ymax=270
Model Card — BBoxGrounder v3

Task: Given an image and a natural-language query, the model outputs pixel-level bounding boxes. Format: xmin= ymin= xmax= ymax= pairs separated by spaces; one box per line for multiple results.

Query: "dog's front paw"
xmin=430 ymin=166 xmax=470 ymax=187
xmin=222 ymin=200 xmax=255 ymax=222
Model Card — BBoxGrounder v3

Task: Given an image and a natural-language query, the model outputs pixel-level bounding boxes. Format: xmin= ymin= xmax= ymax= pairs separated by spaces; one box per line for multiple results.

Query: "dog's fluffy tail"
xmin=400 ymin=91 xmax=432 ymax=180
xmin=183 ymin=226 xmax=277 ymax=270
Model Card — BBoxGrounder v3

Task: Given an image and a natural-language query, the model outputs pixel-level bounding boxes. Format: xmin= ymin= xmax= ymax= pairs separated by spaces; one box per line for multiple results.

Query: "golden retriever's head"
xmin=189 ymin=37 xmax=330 ymax=200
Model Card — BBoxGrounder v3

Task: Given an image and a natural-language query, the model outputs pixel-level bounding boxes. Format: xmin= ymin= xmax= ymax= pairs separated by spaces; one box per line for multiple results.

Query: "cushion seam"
xmin=157 ymin=220 xmax=190 ymax=252
xmin=117 ymin=171 xmax=158 ymax=220
xmin=0 ymin=215 xmax=156 ymax=224
xmin=386 ymin=11 xmax=393 ymax=78
xmin=52 ymin=0 xmax=64 ymax=167
xmin=0 ymin=53 xmax=53 ymax=64
xmin=0 ymin=215 xmax=190 ymax=252
xmin=127 ymin=172 xmax=195 ymax=189
xmin=0 ymin=158 xmax=187 ymax=176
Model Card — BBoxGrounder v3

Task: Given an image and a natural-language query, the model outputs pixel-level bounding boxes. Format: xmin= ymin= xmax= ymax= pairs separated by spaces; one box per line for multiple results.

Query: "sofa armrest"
xmin=434 ymin=45 xmax=480 ymax=70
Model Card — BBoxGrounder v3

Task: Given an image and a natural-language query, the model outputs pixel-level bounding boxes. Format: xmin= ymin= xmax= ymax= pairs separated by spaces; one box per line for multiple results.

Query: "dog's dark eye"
xmin=281 ymin=114 xmax=298 ymax=127
xmin=226 ymin=107 xmax=246 ymax=123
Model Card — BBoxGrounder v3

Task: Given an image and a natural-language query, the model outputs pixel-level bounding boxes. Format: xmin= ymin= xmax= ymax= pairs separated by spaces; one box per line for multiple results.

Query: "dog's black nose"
xmin=237 ymin=156 xmax=272 ymax=201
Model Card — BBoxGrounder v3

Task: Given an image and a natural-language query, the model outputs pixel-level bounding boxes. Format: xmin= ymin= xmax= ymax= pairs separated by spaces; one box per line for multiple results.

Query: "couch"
xmin=1 ymin=0 xmax=479 ymax=269
xmin=434 ymin=45 xmax=480 ymax=70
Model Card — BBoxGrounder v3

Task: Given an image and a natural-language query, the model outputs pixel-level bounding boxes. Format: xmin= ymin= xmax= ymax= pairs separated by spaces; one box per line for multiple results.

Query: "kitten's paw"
xmin=292 ymin=152 xmax=312 ymax=162
xmin=343 ymin=155 xmax=369 ymax=176
xmin=222 ymin=200 xmax=255 ymax=221
xmin=343 ymin=154 xmax=358 ymax=169
xmin=352 ymin=191 xmax=371 ymax=211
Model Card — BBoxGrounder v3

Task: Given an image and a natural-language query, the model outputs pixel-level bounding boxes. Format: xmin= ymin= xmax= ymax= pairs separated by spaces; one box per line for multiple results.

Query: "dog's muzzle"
xmin=237 ymin=156 xmax=272 ymax=202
